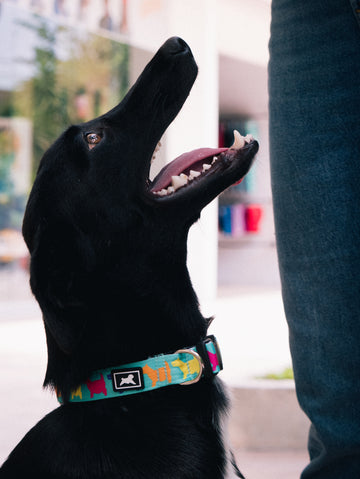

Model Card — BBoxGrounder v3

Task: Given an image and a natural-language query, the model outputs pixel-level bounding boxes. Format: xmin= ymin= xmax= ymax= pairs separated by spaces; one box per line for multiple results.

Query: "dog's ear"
xmin=24 ymin=211 xmax=95 ymax=354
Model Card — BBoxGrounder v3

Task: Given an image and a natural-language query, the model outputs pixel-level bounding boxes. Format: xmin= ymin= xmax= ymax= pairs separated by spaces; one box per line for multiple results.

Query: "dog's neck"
xmin=56 ymin=335 xmax=222 ymax=404
xmin=42 ymin=253 xmax=209 ymax=398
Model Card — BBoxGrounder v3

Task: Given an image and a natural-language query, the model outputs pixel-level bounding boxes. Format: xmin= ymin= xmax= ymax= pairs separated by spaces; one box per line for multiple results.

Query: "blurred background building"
xmin=0 ymin=0 xmax=276 ymax=309
xmin=1 ymin=3 xmax=310 ymax=476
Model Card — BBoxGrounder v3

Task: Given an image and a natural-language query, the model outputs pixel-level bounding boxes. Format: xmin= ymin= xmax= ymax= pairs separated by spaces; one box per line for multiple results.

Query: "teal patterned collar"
xmin=57 ymin=335 xmax=223 ymax=404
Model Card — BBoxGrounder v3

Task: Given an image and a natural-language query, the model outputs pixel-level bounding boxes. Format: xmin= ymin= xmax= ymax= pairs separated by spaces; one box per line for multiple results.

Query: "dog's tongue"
xmin=150 ymin=147 xmax=228 ymax=192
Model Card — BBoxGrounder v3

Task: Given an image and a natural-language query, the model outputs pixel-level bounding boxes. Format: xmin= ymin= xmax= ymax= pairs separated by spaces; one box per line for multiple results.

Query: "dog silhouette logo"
xmin=112 ymin=368 xmax=144 ymax=392
xmin=120 ymin=374 xmax=136 ymax=386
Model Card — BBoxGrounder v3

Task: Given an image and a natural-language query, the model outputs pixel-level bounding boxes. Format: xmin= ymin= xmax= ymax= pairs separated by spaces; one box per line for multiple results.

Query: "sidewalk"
xmin=235 ymin=449 xmax=308 ymax=479
xmin=0 ymin=285 xmax=309 ymax=477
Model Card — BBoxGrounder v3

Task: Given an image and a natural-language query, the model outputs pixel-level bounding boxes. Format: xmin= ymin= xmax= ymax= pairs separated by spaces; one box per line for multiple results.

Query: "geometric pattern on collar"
xmin=57 ymin=335 xmax=223 ymax=404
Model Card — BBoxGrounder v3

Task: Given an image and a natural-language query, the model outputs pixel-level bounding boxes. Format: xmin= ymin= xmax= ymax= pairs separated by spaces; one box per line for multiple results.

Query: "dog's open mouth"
xmin=149 ymin=130 xmax=258 ymax=198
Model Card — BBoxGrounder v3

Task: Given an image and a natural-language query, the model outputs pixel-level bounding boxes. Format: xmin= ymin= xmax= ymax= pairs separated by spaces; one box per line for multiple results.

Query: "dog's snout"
xmin=164 ymin=36 xmax=191 ymax=56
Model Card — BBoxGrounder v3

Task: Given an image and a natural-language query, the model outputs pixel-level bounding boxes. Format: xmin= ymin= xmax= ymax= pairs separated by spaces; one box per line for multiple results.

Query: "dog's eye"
xmin=86 ymin=133 xmax=102 ymax=149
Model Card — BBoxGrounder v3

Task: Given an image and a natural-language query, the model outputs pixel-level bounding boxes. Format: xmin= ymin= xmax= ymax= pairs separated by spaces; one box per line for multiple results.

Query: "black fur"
xmin=1 ymin=37 xmax=258 ymax=478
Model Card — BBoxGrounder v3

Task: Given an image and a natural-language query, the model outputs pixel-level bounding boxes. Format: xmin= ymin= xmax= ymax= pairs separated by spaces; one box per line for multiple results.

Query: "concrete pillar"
xmin=165 ymin=0 xmax=219 ymax=315
xmin=128 ymin=0 xmax=219 ymax=313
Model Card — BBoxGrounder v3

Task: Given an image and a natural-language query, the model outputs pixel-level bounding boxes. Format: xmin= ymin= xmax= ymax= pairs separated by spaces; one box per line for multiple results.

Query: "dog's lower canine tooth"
xmin=171 ymin=175 xmax=187 ymax=191
xmin=230 ymin=129 xmax=246 ymax=149
xmin=202 ymin=163 xmax=211 ymax=172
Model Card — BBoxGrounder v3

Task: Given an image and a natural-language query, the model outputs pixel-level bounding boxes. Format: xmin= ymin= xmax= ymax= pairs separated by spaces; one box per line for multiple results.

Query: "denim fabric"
xmin=269 ymin=0 xmax=360 ymax=477
xmin=349 ymin=0 xmax=360 ymax=28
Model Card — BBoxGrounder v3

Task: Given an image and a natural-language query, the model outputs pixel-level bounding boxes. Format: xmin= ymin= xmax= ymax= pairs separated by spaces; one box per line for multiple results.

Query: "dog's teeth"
xmin=189 ymin=170 xmax=201 ymax=180
xmin=230 ymin=130 xmax=246 ymax=149
xmin=155 ymin=189 xmax=167 ymax=196
xmin=244 ymin=134 xmax=254 ymax=143
xmin=167 ymin=186 xmax=175 ymax=194
xmin=212 ymin=156 xmax=218 ymax=164
xmin=202 ymin=163 xmax=211 ymax=172
xmin=171 ymin=175 xmax=188 ymax=191
xmin=179 ymin=173 xmax=188 ymax=181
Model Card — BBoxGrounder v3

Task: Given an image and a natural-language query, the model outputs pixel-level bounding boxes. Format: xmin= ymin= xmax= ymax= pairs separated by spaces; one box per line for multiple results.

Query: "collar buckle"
xmin=175 ymin=349 xmax=204 ymax=385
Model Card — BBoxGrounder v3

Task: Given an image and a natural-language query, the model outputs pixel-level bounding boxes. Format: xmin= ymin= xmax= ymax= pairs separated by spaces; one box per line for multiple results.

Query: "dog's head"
xmin=22 ymin=38 xmax=258 ymax=392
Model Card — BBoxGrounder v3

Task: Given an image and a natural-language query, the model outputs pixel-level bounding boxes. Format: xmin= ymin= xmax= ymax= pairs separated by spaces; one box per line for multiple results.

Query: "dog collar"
xmin=57 ymin=335 xmax=223 ymax=404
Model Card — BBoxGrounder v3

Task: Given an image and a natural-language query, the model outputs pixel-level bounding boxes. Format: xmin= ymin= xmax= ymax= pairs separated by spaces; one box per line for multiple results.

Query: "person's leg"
xmin=269 ymin=1 xmax=360 ymax=477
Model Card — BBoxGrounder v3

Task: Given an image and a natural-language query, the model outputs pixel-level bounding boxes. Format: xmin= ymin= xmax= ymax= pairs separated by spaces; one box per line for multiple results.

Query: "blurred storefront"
xmin=0 ymin=0 xmax=275 ymax=310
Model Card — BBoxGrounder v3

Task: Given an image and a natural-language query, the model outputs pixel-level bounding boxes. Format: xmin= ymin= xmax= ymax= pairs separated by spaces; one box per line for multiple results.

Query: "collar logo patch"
xmin=111 ymin=368 xmax=144 ymax=393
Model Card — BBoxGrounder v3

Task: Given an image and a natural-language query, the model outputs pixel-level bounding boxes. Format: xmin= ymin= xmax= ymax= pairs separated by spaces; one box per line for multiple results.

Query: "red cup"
xmin=245 ymin=204 xmax=263 ymax=233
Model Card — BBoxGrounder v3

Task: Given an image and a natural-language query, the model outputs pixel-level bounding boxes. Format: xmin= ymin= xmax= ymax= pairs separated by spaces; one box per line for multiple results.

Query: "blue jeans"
xmin=269 ymin=0 xmax=360 ymax=477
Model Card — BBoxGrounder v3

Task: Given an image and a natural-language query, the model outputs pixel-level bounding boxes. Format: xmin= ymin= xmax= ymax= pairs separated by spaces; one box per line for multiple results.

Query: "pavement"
xmin=0 ymin=268 xmax=309 ymax=477
xmin=234 ymin=450 xmax=308 ymax=479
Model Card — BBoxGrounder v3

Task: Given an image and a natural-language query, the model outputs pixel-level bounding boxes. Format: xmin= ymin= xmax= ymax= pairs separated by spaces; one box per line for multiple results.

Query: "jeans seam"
xmin=349 ymin=0 xmax=360 ymax=29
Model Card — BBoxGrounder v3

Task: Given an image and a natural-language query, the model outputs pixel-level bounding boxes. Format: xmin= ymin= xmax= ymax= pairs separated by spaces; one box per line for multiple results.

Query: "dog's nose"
xmin=163 ymin=37 xmax=191 ymax=55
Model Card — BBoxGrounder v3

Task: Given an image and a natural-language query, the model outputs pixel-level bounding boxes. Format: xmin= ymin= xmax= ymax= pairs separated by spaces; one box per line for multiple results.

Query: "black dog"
xmin=1 ymin=37 xmax=258 ymax=478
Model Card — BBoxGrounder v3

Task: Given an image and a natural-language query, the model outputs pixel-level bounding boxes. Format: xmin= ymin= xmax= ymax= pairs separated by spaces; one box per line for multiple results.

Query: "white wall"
xmin=128 ymin=0 xmax=220 ymax=313
xmin=217 ymin=0 xmax=271 ymax=67
xmin=128 ymin=0 xmax=276 ymax=294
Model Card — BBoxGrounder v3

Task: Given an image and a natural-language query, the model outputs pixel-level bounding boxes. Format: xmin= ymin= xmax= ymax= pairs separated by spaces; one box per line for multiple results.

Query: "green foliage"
xmin=14 ymin=15 xmax=129 ymax=178
xmin=31 ymin=20 xmax=70 ymax=175
xmin=0 ymin=12 xmax=129 ymax=232
xmin=260 ymin=367 xmax=294 ymax=380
